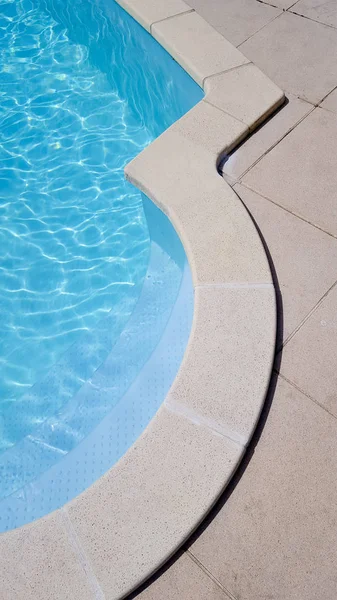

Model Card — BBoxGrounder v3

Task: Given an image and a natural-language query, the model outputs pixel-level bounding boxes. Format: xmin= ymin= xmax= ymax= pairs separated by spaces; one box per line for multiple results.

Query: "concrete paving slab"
xmin=281 ymin=284 xmax=337 ymax=417
xmin=240 ymin=12 xmax=337 ymax=103
xmin=233 ymin=183 xmax=337 ymax=344
xmin=262 ymin=0 xmax=297 ymax=8
xmin=185 ymin=0 xmax=281 ymax=46
xmin=242 ymin=107 xmax=337 ymax=237
xmin=291 ymin=0 xmax=337 ymax=29
xmin=190 ymin=376 xmax=337 ymax=600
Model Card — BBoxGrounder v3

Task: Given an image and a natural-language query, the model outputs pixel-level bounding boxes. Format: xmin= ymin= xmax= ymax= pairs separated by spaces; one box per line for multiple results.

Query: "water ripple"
xmin=0 ymin=0 xmax=203 ymax=452
xmin=0 ymin=0 xmax=151 ymax=449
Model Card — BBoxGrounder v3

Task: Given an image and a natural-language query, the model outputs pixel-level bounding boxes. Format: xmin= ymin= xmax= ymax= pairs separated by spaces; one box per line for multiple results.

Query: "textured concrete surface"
xmin=263 ymin=0 xmax=296 ymax=8
xmin=67 ymin=405 xmax=243 ymax=600
xmin=321 ymin=87 xmax=337 ymax=113
xmin=152 ymin=11 xmax=249 ymax=85
xmin=0 ymin=513 xmax=95 ymax=600
xmin=133 ymin=2 xmax=337 ymax=599
xmin=190 ymin=376 xmax=337 ymax=600
xmin=240 ymin=12 xmax=337 ymax=104
xmin=173 ymin=99 xmax=249 ymax=156
xmin=126 ymin=125 xmax=273 ymax=286
xmin=242 ymin=108 xmax=337 ymax=236
xmin=233 ymin=183 xmax=337 ymax=345
xmin=185 ymin=0 xmax=281 ymax=46
xmin=134 ymin=552 xmax=231 ymax=600
xmin=204 ymin=63 xmax=284 ymax=130
xmin=280 ymin=284 xmax=337 ymax=418
xmin=166 ymin=285 xmax=276 ymax=445
xmin=291 ymin=0 xmax=337 ymax=29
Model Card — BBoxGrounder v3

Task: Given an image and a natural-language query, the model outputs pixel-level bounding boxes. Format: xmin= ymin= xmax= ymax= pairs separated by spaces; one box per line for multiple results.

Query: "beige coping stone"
xmin=205 ymin=63 xmax=285 ymax=131
xmin=0 ymin=512 xmax=95 ymax=600
xmin=170 ymin=98 xmax=249 ymax=156
xmin=151 ymin=11 xmax=250 ymax=86
xmin=125 ymin=116 xmax=272 ymax=286
xmin=115 ymin=0 xmax=192 ymax=33
xmin=165 ymin=285 xmax=276 ymax=446
xmin=66 ymin=405 xmax=244 ymax=599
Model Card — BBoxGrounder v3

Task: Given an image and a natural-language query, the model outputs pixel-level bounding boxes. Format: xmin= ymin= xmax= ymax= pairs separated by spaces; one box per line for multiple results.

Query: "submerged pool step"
xmin=0 ymin=273 xmax=144 ymax=454
xmin=0 ymin=237 xmax=182 ymax=500
xmin=0 ymin=254 xmax=192 ymax=532
xmin=0 ymin=282 xmax=144 ymax=497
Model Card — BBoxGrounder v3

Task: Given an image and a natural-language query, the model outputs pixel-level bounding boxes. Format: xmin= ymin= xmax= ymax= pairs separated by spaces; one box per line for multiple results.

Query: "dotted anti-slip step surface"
xmin=0 ymin=195 xmax=193 ymax=532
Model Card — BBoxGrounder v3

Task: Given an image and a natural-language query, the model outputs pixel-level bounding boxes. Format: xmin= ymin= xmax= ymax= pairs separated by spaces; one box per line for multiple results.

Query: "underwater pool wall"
xmin=0 ymin=1 xmax=284 ymax=598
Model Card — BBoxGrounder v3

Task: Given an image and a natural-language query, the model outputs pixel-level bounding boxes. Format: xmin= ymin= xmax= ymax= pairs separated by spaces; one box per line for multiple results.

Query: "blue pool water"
xmin=0 ymin=0 xmax=203 ymax=530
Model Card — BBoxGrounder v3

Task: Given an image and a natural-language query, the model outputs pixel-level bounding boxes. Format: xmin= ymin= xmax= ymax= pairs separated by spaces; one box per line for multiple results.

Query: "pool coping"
xmin=0 ymin=2 xmax=283 ymax=599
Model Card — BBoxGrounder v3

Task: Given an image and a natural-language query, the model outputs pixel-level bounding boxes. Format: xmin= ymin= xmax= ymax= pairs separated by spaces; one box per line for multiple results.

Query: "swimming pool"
xmin=0 ymin=0 xmax=203 ymax=531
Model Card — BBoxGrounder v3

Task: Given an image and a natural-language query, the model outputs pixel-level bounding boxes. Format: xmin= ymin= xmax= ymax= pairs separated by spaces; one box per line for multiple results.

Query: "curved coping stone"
xmin=0 ymin=2 xmax=283 ymax=599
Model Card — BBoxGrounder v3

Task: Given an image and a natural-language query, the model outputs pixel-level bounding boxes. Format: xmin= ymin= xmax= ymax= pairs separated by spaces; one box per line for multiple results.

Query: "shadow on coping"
xmin=128 ymin=145 xmax=285 ymax=600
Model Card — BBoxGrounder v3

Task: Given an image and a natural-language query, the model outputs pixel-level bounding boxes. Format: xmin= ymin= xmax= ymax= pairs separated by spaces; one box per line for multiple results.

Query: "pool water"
xmin=0 ymin=0 xmax=203 ymax=530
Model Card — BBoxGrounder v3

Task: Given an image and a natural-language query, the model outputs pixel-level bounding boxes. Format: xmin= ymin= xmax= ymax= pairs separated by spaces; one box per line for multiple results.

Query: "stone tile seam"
xmin=223 ymin=102 xmax=315 ymax=180
xmin=202 ymin=62 xmax=252 ymax=91
xmin=238 ymin=8 xmax=283 ymax=49
xmin=204 ymin=97 xmax=248 ymax=128
xmin=165 ymin=399 xmax=248 ymax=448
xmin=288 ymin=7 xmax=337 ymax=31
xmin=255 ymin=0 xmax=281 ymax=8
xmin=198 ymin=97 xmax=249 ymax=134
xmin=255 ymin=0 xmax=298 ymax=12
xmin=319 ymin=85 xmax=337 ymax=107
xmin=150 ymin=16 xmax=252 ymax=89
xmin=297 ymin=95 xmax=316 ymax=107
xmin=280 ymin=279 xmax=337 ymax=350
xmin=239 ymin=181 xmax=337 ymax=240
xmin=185 ymin=549 xmax=239 ymax=600
xmin=60 ymin=507 xmax=106 ymax=600
xmin=149 ymin=8 xmax=195 ymax=35
xmin=287 ymin=0 xmax=300 ymax=9
xmin=276 ymin=371 xmax=337 ymax=423
xmin=237 ymin=9 xmax=283 ymax=49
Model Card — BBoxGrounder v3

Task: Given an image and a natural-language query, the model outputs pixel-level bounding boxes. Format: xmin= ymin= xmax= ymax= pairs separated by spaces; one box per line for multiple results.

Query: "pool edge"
xmin=0 ymin=3 xmax=282 ymax=599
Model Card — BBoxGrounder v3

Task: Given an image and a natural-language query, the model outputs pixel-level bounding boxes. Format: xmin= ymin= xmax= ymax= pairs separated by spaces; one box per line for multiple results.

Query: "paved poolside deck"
xmin=133 ymin=1 xmax=337 ymax=599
